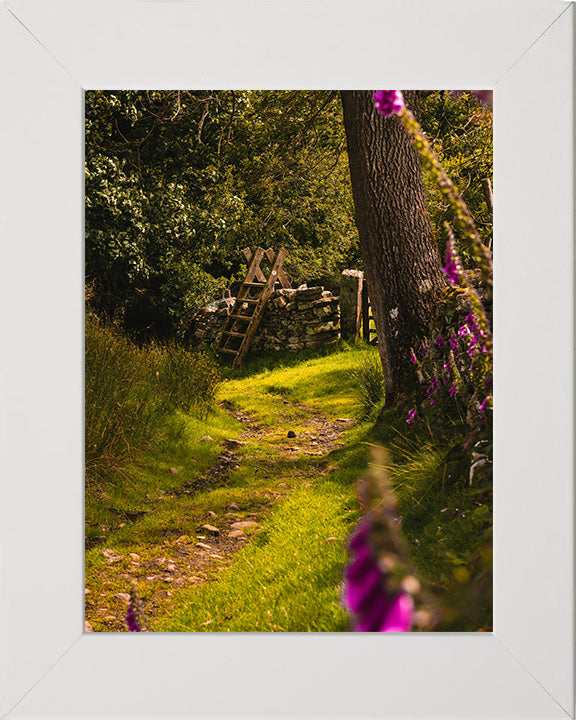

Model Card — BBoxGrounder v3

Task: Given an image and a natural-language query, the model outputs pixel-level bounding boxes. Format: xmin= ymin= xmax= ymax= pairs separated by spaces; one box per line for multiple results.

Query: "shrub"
xmin=353 ymin=351 xmax=385 ymax=418
xmin=85 ymin=317 xmax=220 ymax=482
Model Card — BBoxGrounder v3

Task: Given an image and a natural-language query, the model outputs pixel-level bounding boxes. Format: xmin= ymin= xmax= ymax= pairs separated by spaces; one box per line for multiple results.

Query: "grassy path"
xmin=85 ymin=346 xmax=374 ymax=632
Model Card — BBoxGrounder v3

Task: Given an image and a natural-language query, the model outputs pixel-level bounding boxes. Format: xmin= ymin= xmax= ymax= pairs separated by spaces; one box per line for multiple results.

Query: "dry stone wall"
xmin=192 ymin=286 xmax=340 ymax=352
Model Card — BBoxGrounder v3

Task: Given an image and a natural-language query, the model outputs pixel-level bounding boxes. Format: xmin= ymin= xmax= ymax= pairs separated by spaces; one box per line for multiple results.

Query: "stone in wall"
xmin=192 ymin=285 xmax=341 ymax=353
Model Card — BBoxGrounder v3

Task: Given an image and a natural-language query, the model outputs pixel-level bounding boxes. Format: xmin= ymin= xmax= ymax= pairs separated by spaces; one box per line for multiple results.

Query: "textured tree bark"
xmin=341 ymin=90 xmax=446 ymax=405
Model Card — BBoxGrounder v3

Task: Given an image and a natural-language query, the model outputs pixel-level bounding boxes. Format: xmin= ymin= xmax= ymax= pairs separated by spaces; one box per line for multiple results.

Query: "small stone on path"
xmin=200 ymin=435 xmax=214 ymax=442
xmin=227 ymin=503 xmax=240 ymax=511
xmin=196 ymin=542 xmax=213 ymax=550
xmin=169 ymin=467 xmax=178 ymax=474
xmin=230 ymin=521 xmax=259 ymax=530
xmin=114 ymin=593 xmax=131 ymax=603
xmin=84 ymin=621 xmax=94 ymax=632
xmin=228 ymin=530 xmax=246 ymax=539
xmin=201 ymin=524 xmax=220 ymax=535
xmin=129 ymin=553 xmax=140 ymax=561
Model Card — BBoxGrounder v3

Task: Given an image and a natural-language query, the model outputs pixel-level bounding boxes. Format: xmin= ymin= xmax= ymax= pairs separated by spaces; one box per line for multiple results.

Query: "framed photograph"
xmin=1 ymin=0 xmax=573 ymax=717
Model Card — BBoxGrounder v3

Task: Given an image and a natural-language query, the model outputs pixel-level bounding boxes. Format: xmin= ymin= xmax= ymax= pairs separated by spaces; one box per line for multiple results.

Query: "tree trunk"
xmin=341 ymin=90 xmax=446 ymax=405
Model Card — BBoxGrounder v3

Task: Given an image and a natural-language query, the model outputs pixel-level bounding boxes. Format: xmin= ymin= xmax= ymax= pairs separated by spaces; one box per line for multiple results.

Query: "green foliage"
xmin=371 ymin=408 xmax=492 ymax=630
xmin=352 ymin=348 xmax=386 ymax=418
xmin=85 ymin=317 xmax=220 ymax=482
xmin=419 ymin=91 xmax=493 ymax=262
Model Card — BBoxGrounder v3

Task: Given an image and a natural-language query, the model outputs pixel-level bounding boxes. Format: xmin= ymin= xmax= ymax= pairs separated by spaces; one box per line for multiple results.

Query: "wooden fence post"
xmin=361 ymin=282 xmax=371 ymax=343
xmin=340 ymin=269 xmax=364 ymax=341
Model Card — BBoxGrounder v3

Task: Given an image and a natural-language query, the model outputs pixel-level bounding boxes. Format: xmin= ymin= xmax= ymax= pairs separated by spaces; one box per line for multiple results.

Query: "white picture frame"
xmin=0 ymin=0 xmax=573 ymax=717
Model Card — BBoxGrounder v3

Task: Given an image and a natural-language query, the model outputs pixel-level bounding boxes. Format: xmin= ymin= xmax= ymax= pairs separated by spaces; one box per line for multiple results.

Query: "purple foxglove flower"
xmin=410 ymin=350 xmax=418 ymax=364
xmin=407 ymin=408 xmax=416 ymax=424
xmin=448 ymin=386 xmax=456 ymax=397
xmin=449 ymin=336 xmax=459 ymax=352
xmin=374 ymin=90 xmax=405 ymax=117
xmin=379 ymin=591 xmax=414 ymax=632
xmin=435 ymin=336 xmax=445 ymax=348
xmin=343 ymin=517 xmax=413 ymax=632
xmin=443 ymin=260 xmax=460 ymax=285
xmin=478 ymin=396 xmax=490 ymax=415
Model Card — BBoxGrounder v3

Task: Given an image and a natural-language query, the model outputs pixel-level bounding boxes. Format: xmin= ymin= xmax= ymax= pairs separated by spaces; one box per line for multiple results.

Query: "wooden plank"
xmin=264 ymin=247 xmax=291 ymax=288
xmin=244 ymin=246 xmax=265 ymax=284
xmin=233 ymin=247 xmax=288 ymax=367
xmin=217 ymin=246 xmax=289 ymax=363
xmin=244 ymin=246 xmax=291 ymax=289
xmin=242 ymin=247 xmax=267 ymax=283
xmin=362 ymin=284 xmax=371 ymax=343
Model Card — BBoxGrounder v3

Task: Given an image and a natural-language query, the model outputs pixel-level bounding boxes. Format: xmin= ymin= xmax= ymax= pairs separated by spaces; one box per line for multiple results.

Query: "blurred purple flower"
xmin=448 ymin=386 xmax=456 ymax=398
xmin=451 ymin=90 xmax=493 ymax=107
xmin=410 ymin=350 xmax=418 ymax=364
xmin=126 ymin=585 xmax=147 ymax=632
xmin=443 ymin=260 xmax=460 ymax=285
xmin=126 ymin=603 xmax=141 ymax=632
xmin=478 ymin=396 xmax=490 ymax=416
xmin=407 ymin=408 xmax=416 ymax=424
xmin=374 ymin=90 xmax=405 ymax=117
xmin=435 ymin=336 xmax=445 ymax=348
xmin=449 ymin=336 xmax=459 ymax=352
xmin=343 ymin=517 xmax=413 ymax=632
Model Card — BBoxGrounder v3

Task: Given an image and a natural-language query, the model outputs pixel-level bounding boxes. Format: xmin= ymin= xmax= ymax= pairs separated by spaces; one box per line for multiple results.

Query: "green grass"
xmin=85 ymin=407 xmax=241 ymax=547
xmin=86 ymin=335 xmax=490 ymax=632
xmin=155 ymin=482 xmax=357 ymax=632
xmin=368 ymin=406 xmax=492 ymax=630
xmin=85 ymin=317 xmax=220 ymax=485
xmin=219 ymin=343 xmax=374 ymax=418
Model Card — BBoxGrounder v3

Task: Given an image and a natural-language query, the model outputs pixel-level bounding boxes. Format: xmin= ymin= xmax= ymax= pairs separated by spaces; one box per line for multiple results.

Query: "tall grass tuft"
xmin=353 ymin=351 xmax=385 ymax=418
xmin=85 ymin=318 xmax=220 ymax=483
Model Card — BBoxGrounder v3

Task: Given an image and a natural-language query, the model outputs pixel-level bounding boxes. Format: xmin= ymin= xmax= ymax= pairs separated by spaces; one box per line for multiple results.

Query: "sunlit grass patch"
xmin=156 ymin=482 xmax=358 ymax=632
xmin=221 ymin=345 xmax=376 ymax=419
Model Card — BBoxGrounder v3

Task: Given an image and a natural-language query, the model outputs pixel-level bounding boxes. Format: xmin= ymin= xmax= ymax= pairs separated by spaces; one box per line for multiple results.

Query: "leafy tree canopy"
xmin=85 ymin=90 xmax=491 ymax=342
xmin=86 ymin=90 xmax=358 ymax=340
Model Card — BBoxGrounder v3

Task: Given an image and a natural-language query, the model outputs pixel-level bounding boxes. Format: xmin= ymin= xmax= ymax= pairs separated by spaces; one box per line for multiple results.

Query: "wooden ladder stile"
xmin=216 ymin=247 xmax=289 ymax=367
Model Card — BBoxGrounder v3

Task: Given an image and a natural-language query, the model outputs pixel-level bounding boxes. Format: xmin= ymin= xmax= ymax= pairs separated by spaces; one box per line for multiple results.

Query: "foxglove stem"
xmin=126 ymin=584 xmax=149 ymax=632
xmin=398 ymin=107 xmax=493 ymax=287
xmin=443 ymin=223 xmax=493 ymax=357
